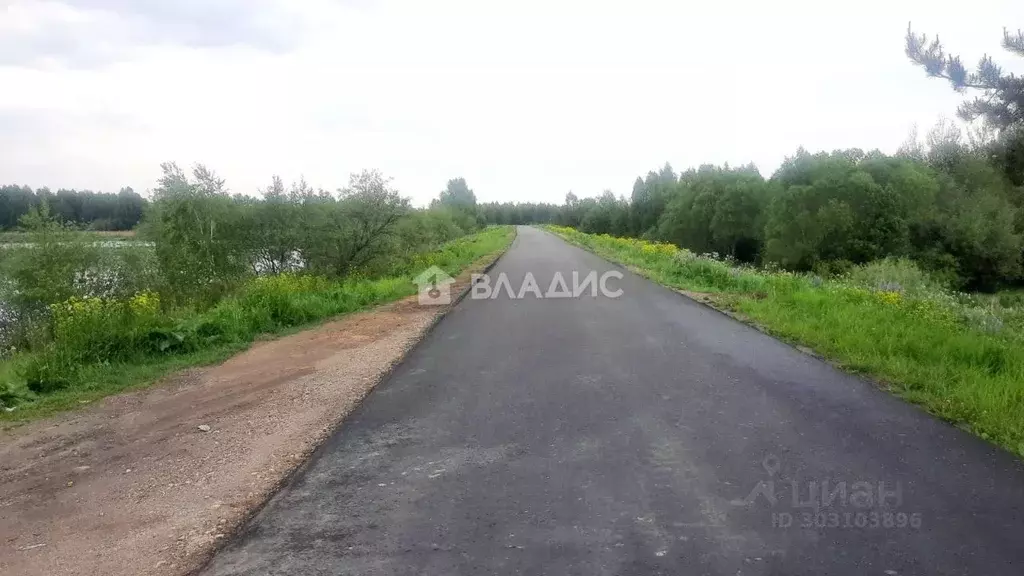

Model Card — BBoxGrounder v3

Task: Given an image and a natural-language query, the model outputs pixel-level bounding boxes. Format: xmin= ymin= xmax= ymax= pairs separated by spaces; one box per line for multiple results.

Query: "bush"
xmin=0 ymin=381 xmax=21 ymax=408
xmin=240 ymin=273 xmax=333 ymax=329
xmin=843 ymin=258 xmax=948 ymax=296
xmin=2 ymin=206 xmax=103 ymax=307
xmin=151 ymin=180 xmax=251 ymax=307
xmin=17 ymin=290 xmax=167 ymax=393
xmin=47 ymin=291 xmax=164 ymax=362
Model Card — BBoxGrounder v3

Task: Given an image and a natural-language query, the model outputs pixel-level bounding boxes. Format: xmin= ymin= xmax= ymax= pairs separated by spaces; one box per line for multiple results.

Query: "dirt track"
xmin=0 ymin=269 xmax=485 ymax=576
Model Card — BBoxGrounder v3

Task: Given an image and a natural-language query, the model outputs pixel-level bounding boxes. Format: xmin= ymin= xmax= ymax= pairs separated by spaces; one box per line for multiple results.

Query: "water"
xmin=0 ymin=241 xmax=154 ymax=249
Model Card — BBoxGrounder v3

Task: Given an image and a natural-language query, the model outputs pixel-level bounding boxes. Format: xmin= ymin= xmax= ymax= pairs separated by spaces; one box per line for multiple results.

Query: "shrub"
xmin=239 ymin=273 xmax=333 ymax=329
xmin=0 ymin=380 xmax=21 ymax=408
xmin=2 ymin=207 xmax=103 ymax=307
xmin=844 ymin=258 xmax=948 ymax=297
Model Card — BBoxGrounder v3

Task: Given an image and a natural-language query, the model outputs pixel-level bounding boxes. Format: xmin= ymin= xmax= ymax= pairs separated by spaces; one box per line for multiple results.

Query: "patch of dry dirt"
xmin=679 ymin=290 xmax=719 ymax=304
xmin=0 ymin=263 xmax=496 ymax=576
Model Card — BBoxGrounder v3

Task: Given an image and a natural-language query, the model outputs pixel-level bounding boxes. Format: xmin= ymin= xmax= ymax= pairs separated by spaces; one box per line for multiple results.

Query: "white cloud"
xmin=0 ymin=0 xmax=302 ymax=67
xmin=1 ymin=0 xmax=1022 ymax=205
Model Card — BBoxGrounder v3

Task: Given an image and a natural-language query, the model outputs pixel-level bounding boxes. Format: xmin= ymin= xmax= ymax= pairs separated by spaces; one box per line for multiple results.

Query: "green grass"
xmin=544 ymin=225 xmax=1024 ymax=458
xmin=0 ymin=346 xmax=247 ymax=426
xmin=0 ymin=226 xmax=514 ymax=423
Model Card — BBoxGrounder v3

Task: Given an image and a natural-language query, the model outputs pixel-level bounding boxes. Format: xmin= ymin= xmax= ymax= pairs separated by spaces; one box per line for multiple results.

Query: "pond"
xmin=0 ymin=241 xmax=155 ymax=249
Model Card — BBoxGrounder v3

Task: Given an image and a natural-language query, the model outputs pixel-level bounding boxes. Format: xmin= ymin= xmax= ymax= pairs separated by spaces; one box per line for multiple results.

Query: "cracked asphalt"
xmin=202 ymin=226 xmax=1024 ymax=576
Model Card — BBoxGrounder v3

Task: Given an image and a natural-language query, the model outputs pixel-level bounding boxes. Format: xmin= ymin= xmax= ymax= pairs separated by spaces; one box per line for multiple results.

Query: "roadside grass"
xmin=0 ymin=226 xmax=514 ymax=423
xmin=543 ymin=225 xmax=1024 ymax=458
xmin=0 ymin=346 xmax=248 ymax=425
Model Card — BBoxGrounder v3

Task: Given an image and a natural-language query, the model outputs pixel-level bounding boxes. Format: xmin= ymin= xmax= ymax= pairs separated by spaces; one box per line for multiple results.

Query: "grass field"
xmin=0 ymin=226 xmax=514 ymax=422
xmin=544 ymin=225 xmax=1024 ymax=458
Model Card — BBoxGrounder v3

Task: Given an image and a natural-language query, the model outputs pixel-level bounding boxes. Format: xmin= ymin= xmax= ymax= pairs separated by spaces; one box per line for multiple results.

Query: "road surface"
xmin=204 ymin=226 xmax=1024 ymax=576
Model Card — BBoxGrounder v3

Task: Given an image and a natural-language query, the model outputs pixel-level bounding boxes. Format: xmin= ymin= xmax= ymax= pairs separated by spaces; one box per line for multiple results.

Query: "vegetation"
xmin=490 ymin=129 xmax=1020 ymax=295
xmin=0 ymin=184 xmax=146 ymax=231
xmin=545 ymin=225 xmax=1024 ymax=458
xmin=0 ymin=164 xmax=513 ymax=420
xmin=905 ymin=25 xmax=1024 ymax=138
xmin=479 ymin=136 xmax=1024 ymax=293
xmin=431 ymin=177 xmax=485 ymax=231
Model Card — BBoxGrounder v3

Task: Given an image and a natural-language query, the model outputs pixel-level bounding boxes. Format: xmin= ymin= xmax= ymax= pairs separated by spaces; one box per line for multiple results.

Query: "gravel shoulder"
xmin=0 ymin=259 xmax=499 ymax=576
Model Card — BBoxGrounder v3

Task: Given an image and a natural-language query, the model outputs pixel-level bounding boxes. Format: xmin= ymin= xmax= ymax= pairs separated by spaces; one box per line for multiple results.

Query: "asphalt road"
xmin=203 ymin=226 xmax=1024 ymax=576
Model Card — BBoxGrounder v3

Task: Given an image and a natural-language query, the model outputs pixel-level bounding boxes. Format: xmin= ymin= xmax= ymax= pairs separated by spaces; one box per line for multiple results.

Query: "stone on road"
xmin=203 ymin=226 xmax=1024 ymax=576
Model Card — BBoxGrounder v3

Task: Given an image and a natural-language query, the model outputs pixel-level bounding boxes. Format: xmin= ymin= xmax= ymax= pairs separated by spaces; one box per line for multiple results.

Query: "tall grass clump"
xmin=843 ymin=258 xmax=950 ymax=297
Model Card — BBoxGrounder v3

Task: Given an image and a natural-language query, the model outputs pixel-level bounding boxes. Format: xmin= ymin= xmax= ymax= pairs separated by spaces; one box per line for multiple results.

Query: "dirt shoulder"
xmin=0 ymin=260 xmax=498 ymax=576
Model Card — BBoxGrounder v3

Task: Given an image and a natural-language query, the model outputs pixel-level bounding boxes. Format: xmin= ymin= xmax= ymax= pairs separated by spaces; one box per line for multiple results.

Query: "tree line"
xmin=140 ymin=165 xmax=482 ymax=305
xmin=0 ymin=185 xmax=147 ymax=231
xmin=2 ymin=164 xmax=483 ymax=310
xmin=477 ymin=130 xmax=1023 ymax=291
xmin=476 ymin=26 xmax=1024 ymax=292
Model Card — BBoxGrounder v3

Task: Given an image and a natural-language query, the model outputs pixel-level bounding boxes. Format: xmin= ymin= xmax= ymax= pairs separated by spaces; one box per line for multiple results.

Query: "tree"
xmin=0 ymin=185 xmax=35 ymax=230
xmin=435 ymin=178 xmax=477 ymax=210
xmin=247 ymin=175 xmax=301 ymax=274
xmin=113 ymin=187 xmax=146 ymax=230
xmin=657 ymin=165 xmax=769 ymax=262
xmin=764 ymin=151 xmax=916 ymax=270
xmin=561 ymin=192 xmax=583 ymax=227
xmin=0 ymin=184 xmax=147 ymax=231
xmin=933 ymin=177 xmax=1022 ymax=290
xmin=906 ymin=25 xmax=1024 ymax=130
xmin=301 ymin=170 xmax=410 ymax=277
xmin=906 ymin=23 xmax=1024 ymax=186
xmin=2 ymin=203 xmax=101 ymax=306
xmin=431 ymin=178 xmax=479 ymax=230
xmin=629 ymin=164 xmax=677 ymax=237
xmin=580 ymin=191 xmax=629 ymax=236
xmin=476 ymin=201 xmax=562 ymax=226
xmin=151 ymin=163 xmax=249 ymax=305
xmin=339 ymin=170 xmax=411 ymax=273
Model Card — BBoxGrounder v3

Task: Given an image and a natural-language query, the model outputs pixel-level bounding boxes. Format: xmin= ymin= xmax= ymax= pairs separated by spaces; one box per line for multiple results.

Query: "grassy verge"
xmin=0 ymin=226 xmax=514 ymax=423
xmin=543 ymin=225 xmax=1024 ymax=458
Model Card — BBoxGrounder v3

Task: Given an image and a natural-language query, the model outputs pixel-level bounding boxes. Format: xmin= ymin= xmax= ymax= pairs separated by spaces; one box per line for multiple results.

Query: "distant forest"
xmin=0 ymin=185 xmax=147 ymax=231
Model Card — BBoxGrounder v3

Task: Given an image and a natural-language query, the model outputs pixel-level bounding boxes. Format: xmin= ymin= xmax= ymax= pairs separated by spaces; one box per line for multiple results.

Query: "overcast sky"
xmin=1 ymin=0 xmax=1022 ymax=205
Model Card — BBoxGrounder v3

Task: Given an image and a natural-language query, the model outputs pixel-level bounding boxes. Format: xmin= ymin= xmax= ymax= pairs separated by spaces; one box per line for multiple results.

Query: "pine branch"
xmin=1004 ymin=28 xmax=1024 ymax=57
xmin=905 ymin=24 xmax=989 ymax=91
